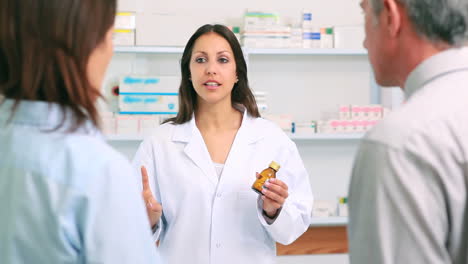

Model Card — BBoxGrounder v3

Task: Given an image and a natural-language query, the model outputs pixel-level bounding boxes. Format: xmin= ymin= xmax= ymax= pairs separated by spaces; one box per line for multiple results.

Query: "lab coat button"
xmin=216 ymin=193 xmax=222 ymax=198
xmin=216 ymin=243 xmax=221 ymax=248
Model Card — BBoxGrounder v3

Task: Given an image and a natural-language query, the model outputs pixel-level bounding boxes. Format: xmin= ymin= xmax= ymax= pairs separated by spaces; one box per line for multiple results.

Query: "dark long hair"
xmin=166 ymin=24 xmax=260 ymax=124
xmin=0 ymin=0 xmax=116 ymax=131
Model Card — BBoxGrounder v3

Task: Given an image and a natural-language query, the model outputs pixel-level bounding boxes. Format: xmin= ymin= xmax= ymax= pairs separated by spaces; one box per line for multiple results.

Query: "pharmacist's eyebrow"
xmin=192 ymin=51 xmax=207 ymax=56
xmin=217 ymin=51 xmax=233 ymax=57
xmin=192 ymin=51 xmax=231 ymax=55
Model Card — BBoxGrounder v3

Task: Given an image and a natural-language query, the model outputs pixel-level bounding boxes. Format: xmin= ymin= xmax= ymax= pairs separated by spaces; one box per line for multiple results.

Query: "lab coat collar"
xmin=171 ymin=105 xmax=263 ymax=186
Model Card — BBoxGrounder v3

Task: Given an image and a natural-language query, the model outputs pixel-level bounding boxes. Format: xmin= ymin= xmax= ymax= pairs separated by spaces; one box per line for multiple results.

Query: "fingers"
xmin=256 ymin=172 xmax=261 ymax=179
xmin=262 ymin=196 xmax=282 ymax=212
xmin=262 ymin=196 xmax=282 ymax=210
xmin=141 ymin=166 xmax=150 ymax=191
xmin=140 ymin=166 xmax=162 ymax=213
xmin=269 ymin=178 xmax=288 ymax=191
xmin=263 ymin=179 xmax=289 ymax=200
xmin=142 ymin=188 xmax=155 ymax=203
xmin=262 ymin=179 xmax=287 ymax=216
xmin=262 ymin=188 xmax=286 ymax=205
xmin=142 ymin=187 xmax=161 ymax=212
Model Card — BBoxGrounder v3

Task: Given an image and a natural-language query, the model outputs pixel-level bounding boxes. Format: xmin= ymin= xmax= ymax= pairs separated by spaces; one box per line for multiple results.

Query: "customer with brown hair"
xmin=0 ymin=0 xmax=160 ymax=263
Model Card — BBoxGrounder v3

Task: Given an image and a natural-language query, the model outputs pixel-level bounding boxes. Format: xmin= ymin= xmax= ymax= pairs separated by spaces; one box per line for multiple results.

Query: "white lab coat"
xmin=132 ymin=109 xmax=313 ymax=264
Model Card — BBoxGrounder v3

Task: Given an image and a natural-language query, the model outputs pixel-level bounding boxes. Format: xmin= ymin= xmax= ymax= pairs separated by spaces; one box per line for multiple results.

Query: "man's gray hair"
xmin=370 ymin=0 xmax=468 ymax=46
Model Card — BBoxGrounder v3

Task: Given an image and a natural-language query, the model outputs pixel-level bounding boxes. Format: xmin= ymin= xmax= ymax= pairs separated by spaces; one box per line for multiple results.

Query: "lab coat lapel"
xmin=221 ymin=110 xmax=264 ymax=185
xmin=172 ymin=118 xmax=218 ymax=186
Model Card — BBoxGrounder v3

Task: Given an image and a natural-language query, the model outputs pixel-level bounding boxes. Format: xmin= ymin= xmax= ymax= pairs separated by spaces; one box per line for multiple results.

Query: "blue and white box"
xmin=119 ymin=76 xmax=180 ymax=114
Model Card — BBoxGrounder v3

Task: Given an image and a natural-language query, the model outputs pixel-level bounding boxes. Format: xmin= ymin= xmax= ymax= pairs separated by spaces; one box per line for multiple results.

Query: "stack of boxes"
xmin=319 ymin=104 xmax=389 ymax=133
xmin=102 ymin=76 xmax=180 ymax=135
xmin=118 ymin=76 xmax=179 ymax=114
xmin=242 ymin=11 xmax=291 ymax=49
xmin=301 ymin=10 xmax=321 ymax=48
xmin=240 ymin=9 xmax=363 ymax=49
xmin=311 ymin=197 xmax=348 ymax=218
xmin=111 ymin=10 xmax=364 ymax=50
xmin=253 ymin=91 xmax=268 ymax=113
xmin=113 ymin=12 xmax=136 ymax=46
xmin=267 ymin=104 xmax=391 ymax=135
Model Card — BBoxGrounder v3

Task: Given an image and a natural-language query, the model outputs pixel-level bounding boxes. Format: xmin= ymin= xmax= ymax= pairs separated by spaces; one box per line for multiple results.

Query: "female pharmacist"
xmin=0 ymin=0 xmax=159 ymax=262
xmin=133 ymin=24 xmax=313 ymax=264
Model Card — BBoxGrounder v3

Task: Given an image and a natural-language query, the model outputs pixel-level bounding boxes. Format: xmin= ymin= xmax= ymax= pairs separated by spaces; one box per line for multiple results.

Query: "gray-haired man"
xmin=349 ymin=0 xmax=468 ymax=263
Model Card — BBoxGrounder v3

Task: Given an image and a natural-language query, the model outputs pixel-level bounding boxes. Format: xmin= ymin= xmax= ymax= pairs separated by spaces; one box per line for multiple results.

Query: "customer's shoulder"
xmin=365 ymin=92 xmax=466 ymax=151
xmin=63 ymin=134 xmax=128 ymax=166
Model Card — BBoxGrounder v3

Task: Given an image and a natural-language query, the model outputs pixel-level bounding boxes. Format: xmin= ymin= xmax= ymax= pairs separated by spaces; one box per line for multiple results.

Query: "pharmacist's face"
xmin=361 ymin=0 xmax=394 ymax=86
xmin=189 ymin=32 xmax=238 ymax=106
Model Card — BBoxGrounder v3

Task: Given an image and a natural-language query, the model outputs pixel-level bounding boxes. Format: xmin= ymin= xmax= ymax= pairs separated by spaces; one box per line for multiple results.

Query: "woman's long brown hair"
xmin=0 ymin=0 xmax=116 ymax=131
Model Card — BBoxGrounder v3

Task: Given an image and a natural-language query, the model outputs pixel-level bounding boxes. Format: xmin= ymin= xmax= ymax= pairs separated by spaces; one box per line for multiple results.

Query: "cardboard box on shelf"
xmin=333 ymin=25 xmax=365 ymax=49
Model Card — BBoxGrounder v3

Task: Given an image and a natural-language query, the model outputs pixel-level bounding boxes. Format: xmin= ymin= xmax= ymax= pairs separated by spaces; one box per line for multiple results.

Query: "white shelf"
xmin=114 ymin=46 xmax=367 ymax=56
xmin=289 ymin=133 xmax=364 ymax=140
xmin=114 ymin=46 xmax=185 ymax=54
xmin=246 ymin=48 xmax=367 ymax=55
xmin=106 ymin=133 xmax=364 ymax=142
xmin=310 ymin=217 xmax=348 ymax=226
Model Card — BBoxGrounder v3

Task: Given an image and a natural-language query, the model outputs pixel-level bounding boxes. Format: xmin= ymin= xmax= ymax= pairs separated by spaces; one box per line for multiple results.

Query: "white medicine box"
xmin=115 ymin=12 xmax=136 ymax=30
xmin=119 ymin=76 xmax=180 ymax=93
xmin=333 ymin=25 xmax=365 ymax=49
xmin=119 ymin=94 xmax=178 ymax=114
xmin=113 ymin=29 xmax=135 ymax=46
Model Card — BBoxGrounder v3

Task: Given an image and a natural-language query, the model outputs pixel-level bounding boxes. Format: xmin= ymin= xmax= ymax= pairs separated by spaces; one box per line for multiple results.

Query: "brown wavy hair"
xmin=0 ymin=0 xmax=116 ymax=131
xmin=166 ymin=24 xmax=260 ymax=124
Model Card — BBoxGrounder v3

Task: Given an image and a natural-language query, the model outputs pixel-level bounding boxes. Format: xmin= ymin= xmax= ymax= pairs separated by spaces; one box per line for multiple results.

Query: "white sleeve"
xmin=257 ymin=142 xmax=314 ymax=245
xmin=84 ymin=155 xmax=160 ymax=263
xmin=132 ymin=138 xmax=165 ymax=242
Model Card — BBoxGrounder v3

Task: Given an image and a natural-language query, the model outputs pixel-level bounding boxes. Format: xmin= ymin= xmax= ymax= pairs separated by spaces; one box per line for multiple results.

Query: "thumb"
xmin=147 ymin=200 xmax=155 ymax=210
xmin=148 ymin=198 xmax=161 ymax=211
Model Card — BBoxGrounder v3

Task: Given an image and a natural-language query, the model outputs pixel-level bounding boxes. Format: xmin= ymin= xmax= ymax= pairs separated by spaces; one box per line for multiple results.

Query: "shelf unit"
xmin=109 ymin=45 xmax=368 ymax=237
xmin=106 ymin=133 xmax=365 ymax=142
xmin=310 ymin=217 xmax=348 ymax=227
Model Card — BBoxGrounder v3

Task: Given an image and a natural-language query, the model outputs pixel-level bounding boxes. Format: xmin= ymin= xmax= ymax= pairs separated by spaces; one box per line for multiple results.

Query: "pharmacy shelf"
xmin=114 ymin=46 xmax=185 ymax=54
xmin=310 ymin=217 xmax=348 ymax=227
xmin=114 ymin=46 xmax=367 ymax=56
xmin=106 ymin=133 xmax=364 ymax=142
xmin=246 ymin=48 xmax=367 ymax=55
xmin=289 ymin=133 xmax=364 ymax=140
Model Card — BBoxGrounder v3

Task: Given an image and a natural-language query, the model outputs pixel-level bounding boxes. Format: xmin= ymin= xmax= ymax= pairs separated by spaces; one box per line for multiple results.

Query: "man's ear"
xmin=383 ymin=0 xmax=402 ymax=37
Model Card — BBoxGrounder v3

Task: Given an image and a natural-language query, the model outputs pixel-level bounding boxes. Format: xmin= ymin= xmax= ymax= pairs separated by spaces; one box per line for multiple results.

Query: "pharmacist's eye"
xmin=218 ymin=57 xmax=229 ymax=63
xmin=195 ymin=57 xmax=207 ymax=63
